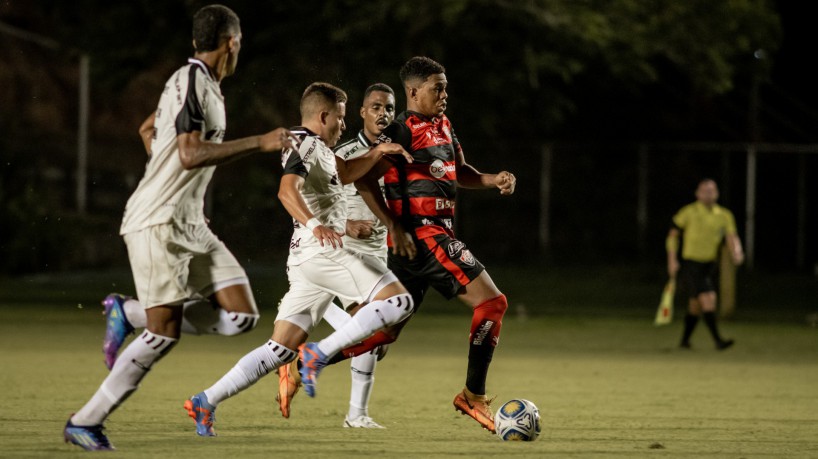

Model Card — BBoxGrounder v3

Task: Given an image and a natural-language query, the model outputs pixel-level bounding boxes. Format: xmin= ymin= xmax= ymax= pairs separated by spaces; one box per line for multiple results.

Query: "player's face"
xmin=415 ymin=73 xmax=448 ymax=118
xmin=323 ymin=102 xmax=347 ymax=147
xmin=224 ymin=31 xmax=242 ymax=77
xmin=695 ymin=180 xmax=719 ymax=206
xmin=361 ymin=91 xmax=396 ymax=138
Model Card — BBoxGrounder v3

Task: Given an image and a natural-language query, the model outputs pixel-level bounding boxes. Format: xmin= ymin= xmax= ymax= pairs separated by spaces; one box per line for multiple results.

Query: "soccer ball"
xmin=495 ymin=399 xmax=541 ymax=441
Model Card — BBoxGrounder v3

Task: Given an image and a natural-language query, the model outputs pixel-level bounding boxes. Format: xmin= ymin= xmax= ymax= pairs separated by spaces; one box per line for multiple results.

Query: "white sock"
xmin=348 ymin=352 xmax=377 ymax=419
xmin=181 ymin=299 xmax=259 ymax=336
xmin=203 ymin=340 xmax=295 ymax=406
xmin=322 ymin=303 xmax=352 ymax=330
xmin=71 ymin=331 xmax=177 ymax=426
xmin=123 ymin=298 xmax=146 ymax=329
xmin=317 ymin=293 xmax=413 ymax=357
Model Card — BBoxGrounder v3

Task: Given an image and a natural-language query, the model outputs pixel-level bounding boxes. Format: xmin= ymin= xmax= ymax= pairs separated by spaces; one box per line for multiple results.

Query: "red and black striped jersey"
xmin=378 ymin=110 xmax=461 ymax=241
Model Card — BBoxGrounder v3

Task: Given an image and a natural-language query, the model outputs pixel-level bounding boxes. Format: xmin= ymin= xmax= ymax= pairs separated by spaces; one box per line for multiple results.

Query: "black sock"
xmin=702 ymin=312 xmax=723 ymax=343
xmin=681 ymin=314 xmax=699 ymax=345
xmin=465 ymin=344 xmax=494 ymax=395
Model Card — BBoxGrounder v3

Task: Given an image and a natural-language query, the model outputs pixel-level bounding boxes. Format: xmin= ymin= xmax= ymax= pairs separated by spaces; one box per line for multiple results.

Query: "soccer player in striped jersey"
xmin=299 ymin=56 xmax=517 ymax=434
xmin=183 ymin=82 xmax=415 ymax=437
xmin=666 ymin=178 xmax=743 ymax=350
xmin=275 ymin=83 xmax=397 ymax=428
xmin=63 ymin=5 xmax=295 ymax=451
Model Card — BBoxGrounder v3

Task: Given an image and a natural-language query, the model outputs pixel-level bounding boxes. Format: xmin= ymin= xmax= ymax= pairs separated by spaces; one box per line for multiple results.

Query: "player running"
xmin=64 ymin=5 xmax=295 ymax=451
xmin=276 ymin=83 xmax=397 ymax=428
xmin=297 ymin=56 xmax=517 ymax=434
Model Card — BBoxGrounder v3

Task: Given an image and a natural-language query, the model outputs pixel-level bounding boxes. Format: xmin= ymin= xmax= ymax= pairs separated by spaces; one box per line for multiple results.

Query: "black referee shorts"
xmin=679 ymin=260 xmax=718 ymax=297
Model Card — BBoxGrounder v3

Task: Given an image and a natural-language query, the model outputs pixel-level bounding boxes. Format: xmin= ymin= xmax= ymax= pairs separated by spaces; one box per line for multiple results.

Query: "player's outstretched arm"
xmin=355 ymin=170 xmax=416 ymax=259
xmin=454 ymin=152 xmax=516 ymax=195
xmin=278 ymin=174 xmax=344 ymax=249
xmin=138 ymin=112 xmax=156 ymax=156
xmin=177 ymin=127 xmax=297 ymax=169
xmin=336 ymin=143 xmax=413 ymax=185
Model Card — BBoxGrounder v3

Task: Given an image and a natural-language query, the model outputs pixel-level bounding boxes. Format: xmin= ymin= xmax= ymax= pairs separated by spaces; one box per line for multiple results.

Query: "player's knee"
xmin=481 ymin=294 xmax=508 ymax=316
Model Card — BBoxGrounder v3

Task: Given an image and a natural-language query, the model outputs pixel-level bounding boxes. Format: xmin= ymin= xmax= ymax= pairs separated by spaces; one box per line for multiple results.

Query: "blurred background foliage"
xmin=4 ymin=0 xmax=815 ymax=277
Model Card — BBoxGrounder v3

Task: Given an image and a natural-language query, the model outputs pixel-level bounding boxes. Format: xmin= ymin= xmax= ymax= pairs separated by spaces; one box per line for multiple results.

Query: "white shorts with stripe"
xmin=123 ymin=222 xmax=248 ymax=308
xmin=276 ymin=248 xmax=395 ymax=332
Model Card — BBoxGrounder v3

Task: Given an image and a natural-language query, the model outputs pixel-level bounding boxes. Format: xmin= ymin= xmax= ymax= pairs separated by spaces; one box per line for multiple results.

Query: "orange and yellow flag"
xmin=654 ymin=278 xmax=675 ymax=326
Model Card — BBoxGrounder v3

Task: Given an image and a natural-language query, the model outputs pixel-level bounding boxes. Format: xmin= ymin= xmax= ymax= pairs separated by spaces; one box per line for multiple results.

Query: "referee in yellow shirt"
xmin=666 ymin=179 xmax=744 ymax=350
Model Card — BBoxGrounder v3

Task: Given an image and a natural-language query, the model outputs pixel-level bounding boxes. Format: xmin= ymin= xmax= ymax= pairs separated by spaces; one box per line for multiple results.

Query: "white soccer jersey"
xmin=120 ymin=58 xmax=226 ymax=234
xmin=333 ymin=131 xmax=387 ymax=260
xmin=282 ymin=127 xmax=347 ymax=265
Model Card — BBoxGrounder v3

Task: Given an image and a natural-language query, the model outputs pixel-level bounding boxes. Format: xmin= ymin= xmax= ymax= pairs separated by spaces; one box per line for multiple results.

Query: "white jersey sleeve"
xmin=120 ymin=59 xmax=226 ymax=234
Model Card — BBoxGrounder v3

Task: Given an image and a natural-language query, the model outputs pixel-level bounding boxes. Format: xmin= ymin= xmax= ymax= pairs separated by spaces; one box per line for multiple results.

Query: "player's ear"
xmin=360 ymin=106 xmax=367 ymax=119
xmin=192 ymin=39 xmax=197 ymax=51
xmin=320 ymin=111 xmax=329 ymax=125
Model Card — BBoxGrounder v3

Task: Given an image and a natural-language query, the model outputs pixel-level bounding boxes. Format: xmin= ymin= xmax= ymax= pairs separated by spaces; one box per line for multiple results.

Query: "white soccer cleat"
xmin=343 ymin=415 xmax=385 ymax=429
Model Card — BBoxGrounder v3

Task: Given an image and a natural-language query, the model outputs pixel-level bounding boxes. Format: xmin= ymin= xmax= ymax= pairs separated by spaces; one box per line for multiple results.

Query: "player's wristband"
xmin=305 ymin=218 xmax=321 ymax=231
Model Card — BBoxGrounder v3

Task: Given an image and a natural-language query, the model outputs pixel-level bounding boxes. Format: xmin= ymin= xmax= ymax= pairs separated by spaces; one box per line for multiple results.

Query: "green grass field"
xmin=1 ymin=265 xmax=817 ymax=458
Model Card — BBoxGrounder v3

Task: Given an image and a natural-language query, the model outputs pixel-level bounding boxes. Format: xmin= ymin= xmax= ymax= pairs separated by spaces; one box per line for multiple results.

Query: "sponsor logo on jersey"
xmin=302 ymin=139 xmax=317 ymax=162
xmin=430 ymin=159 xmax=455 ymax=178
xmin=435 ymin=198 xmax=455 ymax=210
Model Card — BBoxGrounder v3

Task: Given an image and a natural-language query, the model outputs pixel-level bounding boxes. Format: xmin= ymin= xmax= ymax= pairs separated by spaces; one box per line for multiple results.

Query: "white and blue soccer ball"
xmin=495 ymin=399 xmax=541 ymax=441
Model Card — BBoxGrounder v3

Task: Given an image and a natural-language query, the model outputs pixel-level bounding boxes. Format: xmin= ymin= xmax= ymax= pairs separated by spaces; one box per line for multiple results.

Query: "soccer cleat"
xmin=184 ymin=392 xmax=217 ymax=437
xmin=102 ymin=293 xmax=135 ymax=370
xmin=716 ymin=339 xmax=735 ymax=350
xmin=453 ymin=388 xmax=496 ymax=433
xmin=276 ymin=358 xmax=302 ymax=418
xmin=343 ymin=415 xmax=385 ymax=429
xmin=299 ymin=342 xmax=328 ymax=398
xmin=64 ymin=417 xmax=115 ymax=451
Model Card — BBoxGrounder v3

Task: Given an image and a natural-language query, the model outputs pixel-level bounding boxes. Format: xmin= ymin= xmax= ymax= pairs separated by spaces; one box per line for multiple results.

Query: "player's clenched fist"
xmin=495 ymin=171 xmax=516 ymax=195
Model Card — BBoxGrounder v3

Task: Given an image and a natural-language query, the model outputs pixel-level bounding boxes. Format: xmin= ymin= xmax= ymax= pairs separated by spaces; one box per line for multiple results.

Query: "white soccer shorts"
xmin=123 ymin=222 xmax=248 ymax=308
xmin=276 ymin=248 xmax=394 ymax=332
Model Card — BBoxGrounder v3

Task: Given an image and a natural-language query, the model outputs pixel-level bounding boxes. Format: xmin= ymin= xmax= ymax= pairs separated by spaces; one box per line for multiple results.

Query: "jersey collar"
xmin=357 ymin=130 xmax=372 ymax=147
xmin=188 ymin=58 xmax=216 ymax=81
xmin=406 ymin=110 xmax=443 ymax=124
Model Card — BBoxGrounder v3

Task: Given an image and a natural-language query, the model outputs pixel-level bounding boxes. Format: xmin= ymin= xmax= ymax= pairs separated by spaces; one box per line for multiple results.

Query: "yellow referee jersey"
xmin=672 ymin=201 xmax=737 ymax=263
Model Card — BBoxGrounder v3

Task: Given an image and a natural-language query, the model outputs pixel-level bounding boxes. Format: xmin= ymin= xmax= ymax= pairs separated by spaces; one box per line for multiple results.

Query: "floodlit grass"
xmin=1 ymin=266 xmax=817 ymax=457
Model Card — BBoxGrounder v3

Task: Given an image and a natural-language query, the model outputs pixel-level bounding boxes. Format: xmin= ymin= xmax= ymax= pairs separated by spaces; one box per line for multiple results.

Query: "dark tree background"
xmin=3 ymin=0 xmax=816 ymax=276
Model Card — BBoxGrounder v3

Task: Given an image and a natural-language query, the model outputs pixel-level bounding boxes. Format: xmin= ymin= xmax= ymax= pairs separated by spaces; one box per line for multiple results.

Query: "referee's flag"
xmin=654 ymin=278 xmax=675 ymax=326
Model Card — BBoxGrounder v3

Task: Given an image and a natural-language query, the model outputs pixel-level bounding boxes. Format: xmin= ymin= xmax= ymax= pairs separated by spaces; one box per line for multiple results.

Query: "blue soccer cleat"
xmin=64 ymin=417 xmax=115 ymax=451
xmin=102 ymin=293 xmax=135 ymax=370
xmin=298 ymin=342 xmax=328 ymax=398
xmin=184 ymin=392 xmax=217 ymax=437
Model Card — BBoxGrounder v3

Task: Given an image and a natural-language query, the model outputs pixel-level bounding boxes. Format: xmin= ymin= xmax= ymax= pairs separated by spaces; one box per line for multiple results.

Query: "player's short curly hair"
xmin=192 ymin=5 xmax=240 ymax=53
xmin=301 ymin=82 xmax=348 ymax=117
xmin=399 ymin=56 xmax=446 ymax=85
xmin=364 ymin=83 xmax=395 ymax=100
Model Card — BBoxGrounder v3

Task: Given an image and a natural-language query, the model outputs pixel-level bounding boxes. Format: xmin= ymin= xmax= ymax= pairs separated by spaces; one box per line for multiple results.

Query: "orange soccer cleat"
xmin=275 ymin=358 xmax=301 ymax=418
xmin=453 ymin=388 xmax=496 ymax=433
